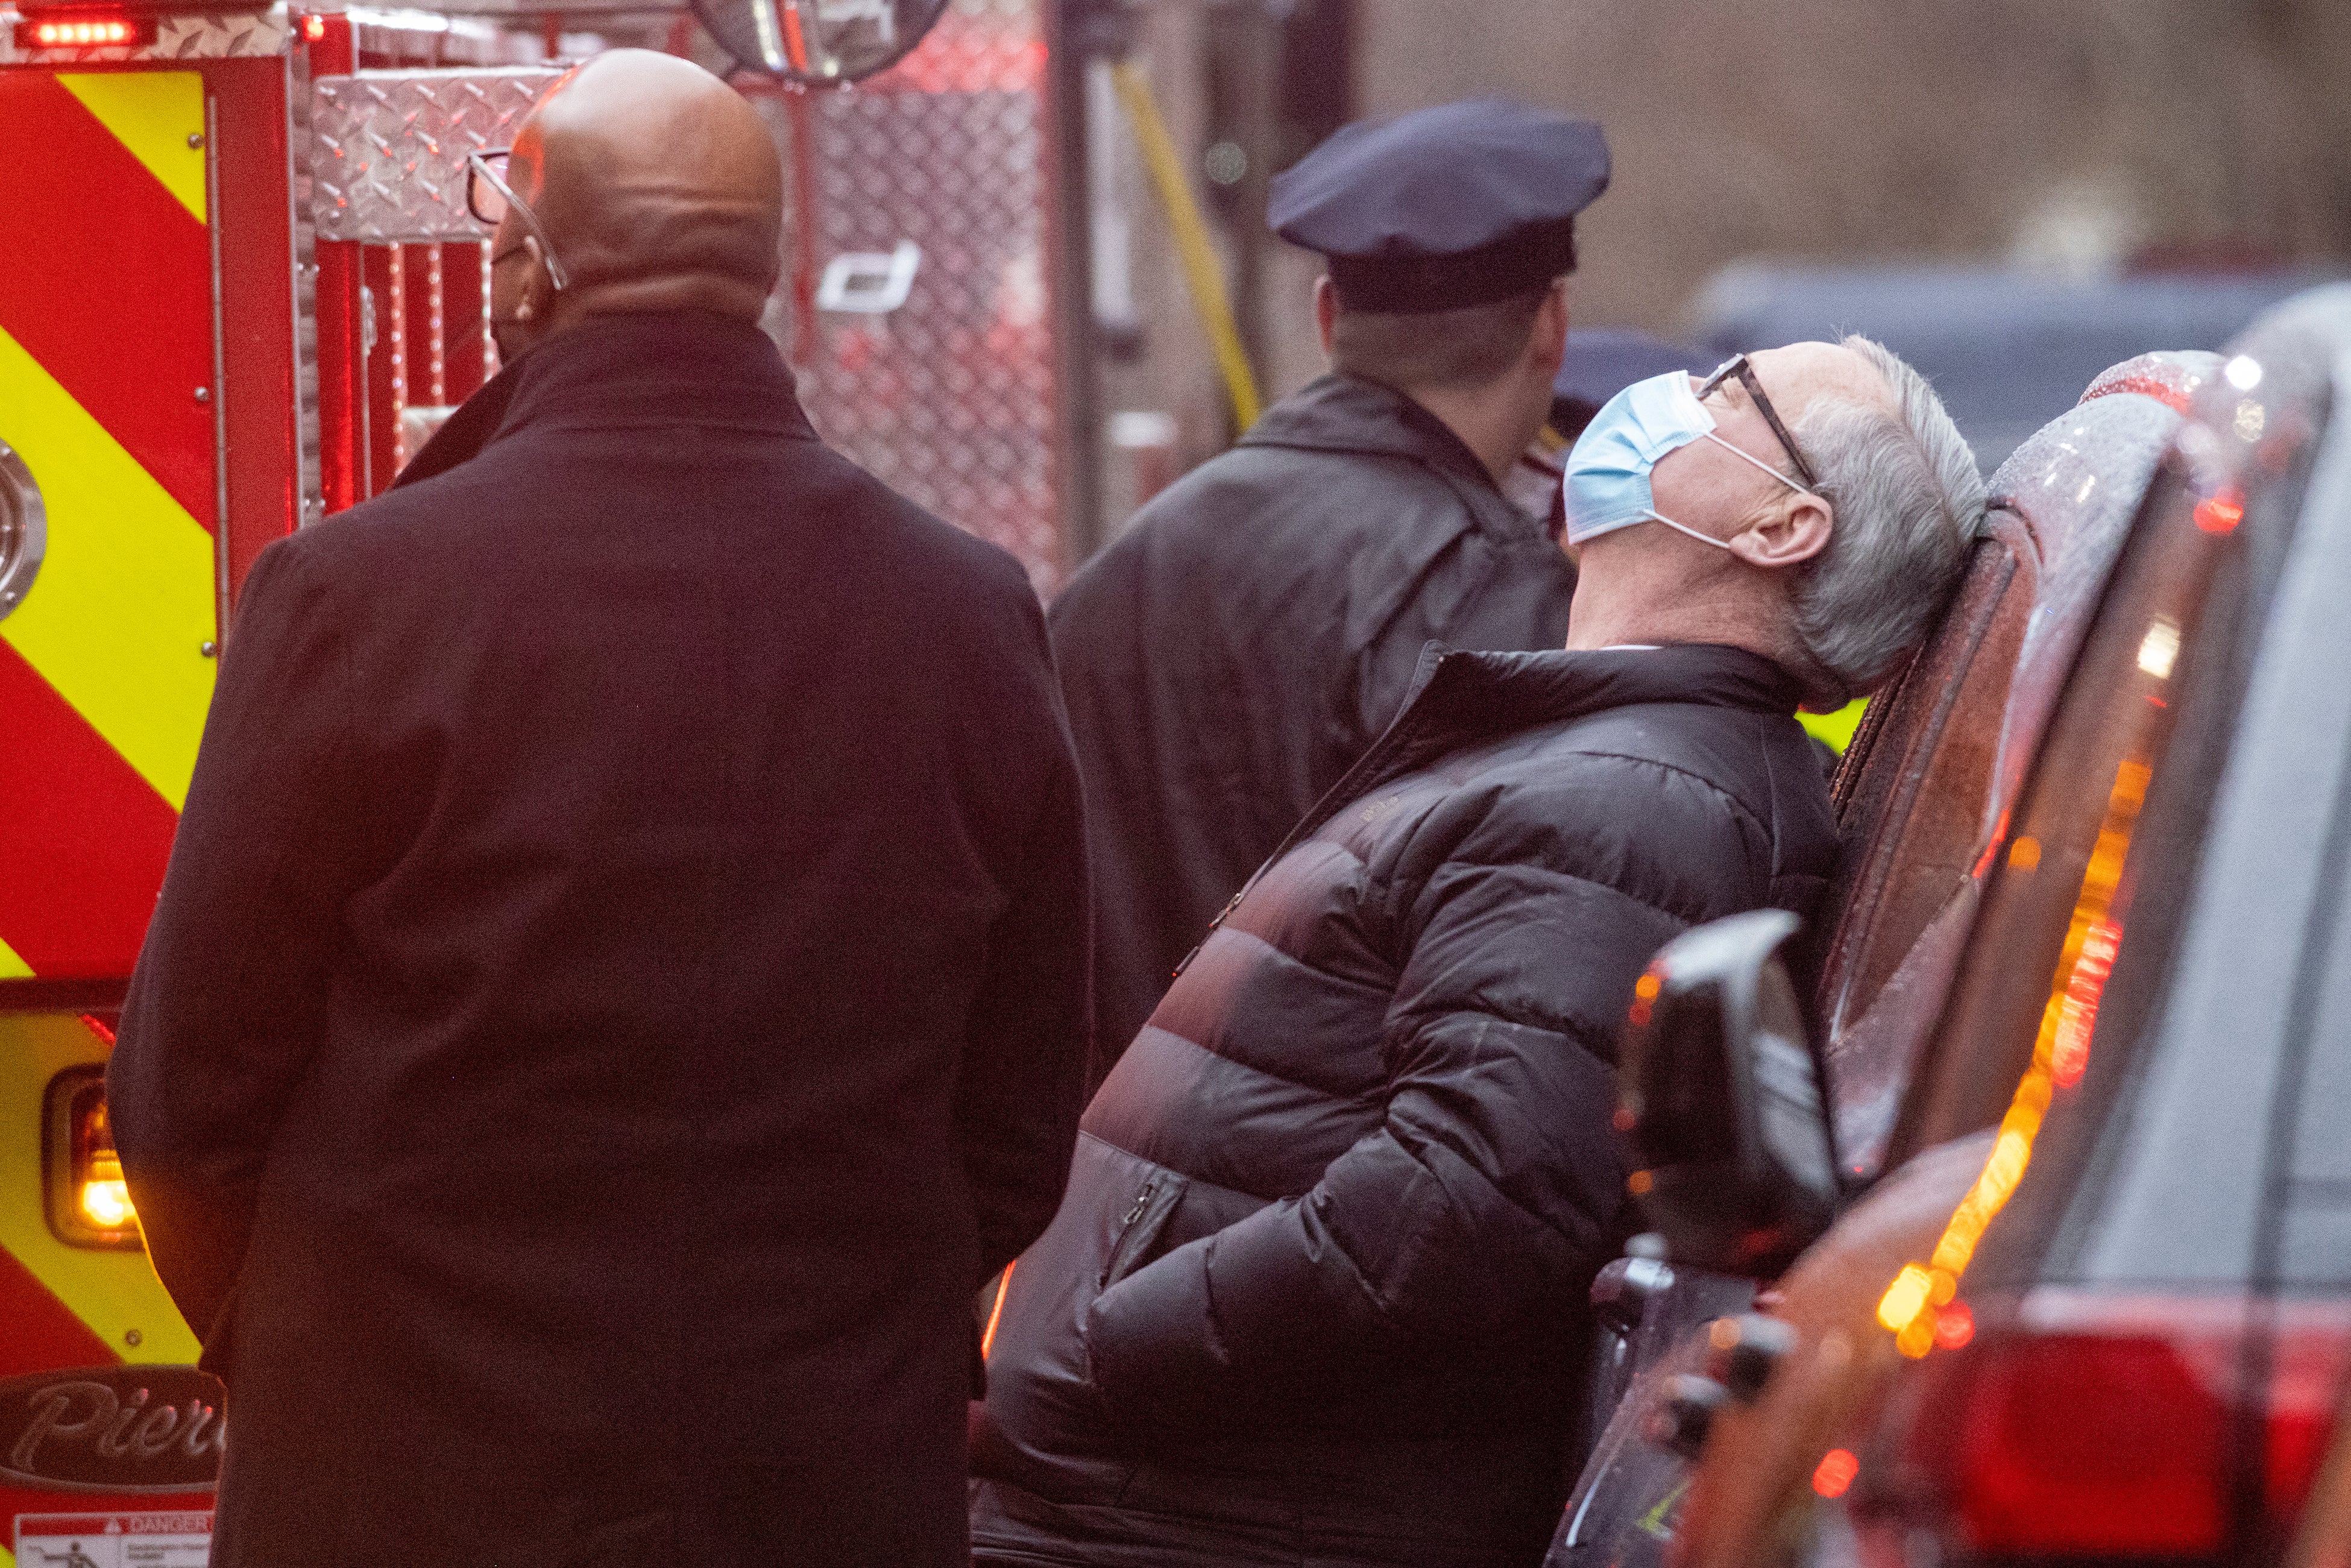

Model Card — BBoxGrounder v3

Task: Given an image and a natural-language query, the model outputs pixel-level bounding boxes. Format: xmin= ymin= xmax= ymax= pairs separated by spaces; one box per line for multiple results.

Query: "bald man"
xmin=109 ymin=51 xmax=1089 ymax=1568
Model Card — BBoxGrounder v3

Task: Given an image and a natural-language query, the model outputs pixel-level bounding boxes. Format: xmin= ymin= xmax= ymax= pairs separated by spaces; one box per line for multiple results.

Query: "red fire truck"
xmin=0 ymin=0 xmax=1072 ymax=1554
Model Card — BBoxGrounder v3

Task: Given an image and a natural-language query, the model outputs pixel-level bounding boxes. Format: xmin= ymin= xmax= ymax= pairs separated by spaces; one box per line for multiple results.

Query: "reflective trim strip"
xmin=0 ymin=1244 xmax=115 ymax=1377
xmin=0 ymin=641 xmax=180 ymax=976
xmin=0 ymin=325 xmax=216 ymax=808
xmin=55 ymin=71 xmax=207 ymax=223
xmin=0 ymin=71 xmax=216 ymax=528
xmin=0 ymin=1014 xmax=202 ymax=1365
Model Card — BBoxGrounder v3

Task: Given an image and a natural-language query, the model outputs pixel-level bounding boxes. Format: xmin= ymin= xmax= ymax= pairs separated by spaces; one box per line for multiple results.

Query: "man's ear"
xmin=1530 ymin=277 xmax=1569 ymax=379
xmin=1729 ymin=490 xmax=1833 ymax=571
xmin=517 ymin=235 xmax=559 ymax=323
xmin=1314 ymin=275 xmax=1338 ymax=361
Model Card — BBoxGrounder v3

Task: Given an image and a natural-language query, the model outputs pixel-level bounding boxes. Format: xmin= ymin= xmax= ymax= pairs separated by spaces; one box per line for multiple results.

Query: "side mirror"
xmin=1616 ymin=908 xmax=1837 ymax=1276
xmin=693 ymin=0 xmax=949 ymax=84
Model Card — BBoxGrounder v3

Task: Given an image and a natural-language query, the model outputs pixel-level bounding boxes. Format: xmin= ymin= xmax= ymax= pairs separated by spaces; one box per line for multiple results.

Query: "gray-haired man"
xmin=1559 ymin=335 xmax=1982 ymax=699
xmin=970 ymin=336 xmax=1981 ymax=1568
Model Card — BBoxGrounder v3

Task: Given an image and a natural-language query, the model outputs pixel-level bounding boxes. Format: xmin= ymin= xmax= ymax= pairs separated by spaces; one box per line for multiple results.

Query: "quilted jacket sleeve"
xmin=1081 ymin=755 xmax=1772 ymax=1427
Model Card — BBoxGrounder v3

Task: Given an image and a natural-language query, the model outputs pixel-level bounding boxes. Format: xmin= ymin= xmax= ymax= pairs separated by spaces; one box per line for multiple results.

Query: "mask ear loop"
xmin=1702 ymin=432 xmax=1822 ymax=499
xmin=1641 ymin=511 xmax=1738 ymax=552
xmin=1641 ymin=433 xmax=1826 ymax=550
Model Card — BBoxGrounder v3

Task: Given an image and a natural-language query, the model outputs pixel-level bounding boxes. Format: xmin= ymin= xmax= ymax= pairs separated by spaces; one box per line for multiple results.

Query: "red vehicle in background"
xmin=1559 ymin=286 xmax=2351 ymax=1568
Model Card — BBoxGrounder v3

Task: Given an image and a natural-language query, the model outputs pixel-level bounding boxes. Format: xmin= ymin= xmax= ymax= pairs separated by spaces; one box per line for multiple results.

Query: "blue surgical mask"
xmin=1562 ymin=371 xmax=1817 ymax=548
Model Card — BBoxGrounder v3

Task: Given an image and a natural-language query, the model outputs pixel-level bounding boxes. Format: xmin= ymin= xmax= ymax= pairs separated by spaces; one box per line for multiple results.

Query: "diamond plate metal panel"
xmin=312 ymin=68 xmax=561 ymax=244
xmin=787 ymin=0 xmax=1064 ymax=591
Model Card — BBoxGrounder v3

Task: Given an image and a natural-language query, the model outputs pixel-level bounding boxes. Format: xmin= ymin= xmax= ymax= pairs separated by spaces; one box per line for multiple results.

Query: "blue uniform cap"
xmin=1269 ymin=98 xmax=1610 ymax=316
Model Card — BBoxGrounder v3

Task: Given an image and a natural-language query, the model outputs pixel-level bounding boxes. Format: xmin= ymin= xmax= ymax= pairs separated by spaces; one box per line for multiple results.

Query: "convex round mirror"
xmin=694 ymin=0 xmax=950 ymax=84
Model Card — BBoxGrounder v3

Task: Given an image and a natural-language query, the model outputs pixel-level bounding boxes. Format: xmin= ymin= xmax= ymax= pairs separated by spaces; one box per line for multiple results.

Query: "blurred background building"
xmin=1081 ymin=0 xmax=2351 ymax=534
xmin=302 ymin=0 xmax=2351 ymax=579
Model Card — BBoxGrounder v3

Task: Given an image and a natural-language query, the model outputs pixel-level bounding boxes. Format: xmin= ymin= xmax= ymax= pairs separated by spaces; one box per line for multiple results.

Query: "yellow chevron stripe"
xmin=0 ymin=325 xmax=215 ymax=807
xmin=55 ymin=71 xmax=206 ymax=224
xmin=0 ymin=1013 xmax=202 ymax=1365
xmin=0 ymin=936 xmax=33 ymax=979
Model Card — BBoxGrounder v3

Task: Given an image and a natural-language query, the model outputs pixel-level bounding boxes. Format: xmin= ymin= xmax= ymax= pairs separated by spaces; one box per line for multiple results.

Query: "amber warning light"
xmin=15 ymin=12 xmax=156 ymax=46
xmin=44 ymin=1065 xmax=143 ymax=1249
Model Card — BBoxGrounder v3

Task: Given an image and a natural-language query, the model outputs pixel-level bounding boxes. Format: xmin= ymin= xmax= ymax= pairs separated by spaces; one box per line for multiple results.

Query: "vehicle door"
xmin=1836 ymin=280 xmax=2351 ymax=1568
xmin=1551 ymin=351 xmax=2220 ymax=1567
xmin=1663 ymin=282 xmax=2351 ymax=1568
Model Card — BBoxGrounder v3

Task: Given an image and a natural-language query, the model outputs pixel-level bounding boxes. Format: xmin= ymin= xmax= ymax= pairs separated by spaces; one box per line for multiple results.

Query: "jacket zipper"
xmin=1100 ymin=1179 xmax=1165 ymax=1290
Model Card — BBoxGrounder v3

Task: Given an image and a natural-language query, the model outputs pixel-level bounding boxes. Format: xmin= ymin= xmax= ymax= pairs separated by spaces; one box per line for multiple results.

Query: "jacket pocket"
xmin=1098 ymin=1171 xmax=1188 ymax=1291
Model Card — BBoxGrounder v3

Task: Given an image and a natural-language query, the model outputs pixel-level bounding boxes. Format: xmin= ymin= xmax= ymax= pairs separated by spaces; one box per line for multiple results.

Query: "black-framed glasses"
xmin=1697 ymin=354 xmax=1821 ymax=493
xmin=466 ymin=149 xmax=570 ymax=291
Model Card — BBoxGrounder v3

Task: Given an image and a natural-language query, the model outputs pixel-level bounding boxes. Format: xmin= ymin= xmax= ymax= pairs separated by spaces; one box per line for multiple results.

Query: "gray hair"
xmin=1788 ymin=335 xmax=1987 ymax=697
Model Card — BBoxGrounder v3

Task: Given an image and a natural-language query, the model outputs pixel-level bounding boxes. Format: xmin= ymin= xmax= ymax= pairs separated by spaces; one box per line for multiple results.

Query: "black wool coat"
xmin=107 ymin=311 xmax=1090 ymax=1568
xmin=971 ymin=643 xmax=1837 ymax=1568
xmin=1048 ymin=375 xmax=1578 ymax=1080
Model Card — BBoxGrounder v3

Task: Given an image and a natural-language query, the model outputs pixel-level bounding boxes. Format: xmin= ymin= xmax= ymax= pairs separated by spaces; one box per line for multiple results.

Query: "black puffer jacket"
xmin=971 ymin=643 xmax=1837 ymax=1568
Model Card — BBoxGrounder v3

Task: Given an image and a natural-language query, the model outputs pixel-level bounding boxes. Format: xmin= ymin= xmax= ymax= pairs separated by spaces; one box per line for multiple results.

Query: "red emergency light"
xmin=14 ymin=11 xmax=157 ymax=46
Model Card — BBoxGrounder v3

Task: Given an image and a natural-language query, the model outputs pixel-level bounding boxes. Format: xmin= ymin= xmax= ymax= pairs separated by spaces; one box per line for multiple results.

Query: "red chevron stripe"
xmin=0 ymin=1244 xmax=116 ymax=1378
xmin=0 ymin=642 xmax=180 ymax=978
xmin=0 ymin=72 xmax=216 ymax=529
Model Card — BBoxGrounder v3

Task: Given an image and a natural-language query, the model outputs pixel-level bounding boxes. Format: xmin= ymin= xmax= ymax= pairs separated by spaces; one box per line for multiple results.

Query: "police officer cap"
xmin=1269 ymin=98 xmax=1609 ymax=316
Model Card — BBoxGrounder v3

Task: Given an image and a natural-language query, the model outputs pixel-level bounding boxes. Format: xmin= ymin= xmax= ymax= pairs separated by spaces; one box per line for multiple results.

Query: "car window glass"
xmin=1989 ymin=470 xmax=2282 ymax=1286
xmin=1885 ymin=313 xmax=2331 ymax=1296
xmin=2279 ymin=831 xmax=2351 ymax=1285
xmin=1820 ymin=529 xmax=2023 ymax=1010
xmin=1810 ymin=525 xmax=2028 ymax=1176
xmin=2017 ymin=314 xmax=2332 ymax=1291
xmin=1910 ymin=472 xmax=2227 ymax=1156
xmin=1815 ymin=388 xmax=2187 ymax=1184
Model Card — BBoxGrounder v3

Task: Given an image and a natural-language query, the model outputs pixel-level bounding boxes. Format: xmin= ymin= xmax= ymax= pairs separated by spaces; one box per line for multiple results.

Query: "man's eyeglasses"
xmin=1696 ymin=354 xmax=1820 ymax=493
xmin=466 ymin=149 xmax=570 ymax=291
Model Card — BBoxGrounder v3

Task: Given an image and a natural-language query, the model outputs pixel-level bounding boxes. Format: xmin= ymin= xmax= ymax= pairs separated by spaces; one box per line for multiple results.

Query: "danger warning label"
xmin=13 ymin=1512 xmax=211 ymax=1568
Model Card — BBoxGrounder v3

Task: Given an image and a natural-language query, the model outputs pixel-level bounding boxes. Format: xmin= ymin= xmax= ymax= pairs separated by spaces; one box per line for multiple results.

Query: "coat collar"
xmin=1387 ymin=641 xmax=1803 ymax=752
xmin=1180 ymin=641 xmax=1805 ymax=974
xmin=393 ymin=310 xmax=817 ymax=489
xmin=1313 ymin=641 xmax=1798 ymax=840
xmin=1238 ymin=373 xmax=1500 ymax=496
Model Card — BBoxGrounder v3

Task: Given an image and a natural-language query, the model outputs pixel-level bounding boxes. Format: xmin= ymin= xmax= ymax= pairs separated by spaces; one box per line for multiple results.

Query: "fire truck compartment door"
xmin=0 ymin=68 xmax=219 ymax=983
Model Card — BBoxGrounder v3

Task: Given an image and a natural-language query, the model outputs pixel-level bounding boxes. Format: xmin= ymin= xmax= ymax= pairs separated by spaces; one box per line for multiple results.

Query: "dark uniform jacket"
xmin=1050 ymin=374 xmax=1578 ymax=1077
xmin=971 ymin=643 xmax=1837 ymax=1568
xmin=108 ymin=312 xmax=1089 ymax=1568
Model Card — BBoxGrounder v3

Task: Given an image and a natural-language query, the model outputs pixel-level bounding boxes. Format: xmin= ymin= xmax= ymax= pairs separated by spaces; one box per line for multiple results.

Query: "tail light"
xmin=43 ymin=1065 xmax=143 ymax=1249
xmin=1855 ymin=1289 xmax=2351 ymax=1564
